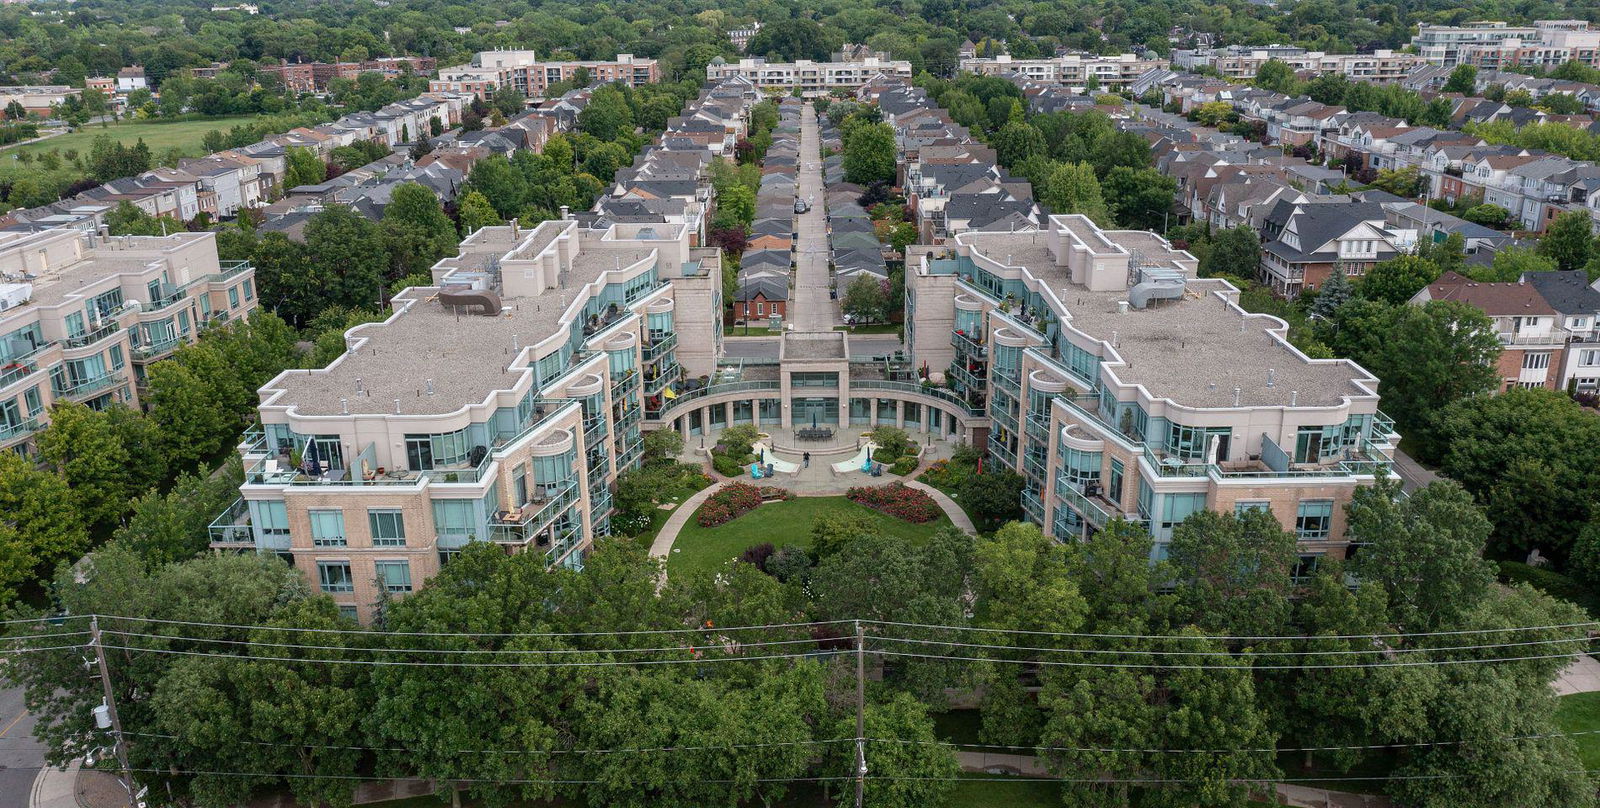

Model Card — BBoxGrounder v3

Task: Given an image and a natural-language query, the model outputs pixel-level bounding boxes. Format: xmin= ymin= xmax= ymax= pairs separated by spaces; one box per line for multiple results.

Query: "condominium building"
xmin=1451 ymin=21 xmax=1600 ymax=69
xmin=212 ymin=218 xmax=720 ymax=621
xmin=1412 ymin=21 xmax=1544 ymax=67
xmin=904 ymin=215 xmax=1398 ymax=564
xmin=1173 ymin=47 xmax=1425 ymax=83
xmin=958 ymin=53 xmax=1170 ymax=90
xmin=429 ymin=51 xmax=660 ymax=100
xmin=0 ymin=228 xmax=258 ymax=453
xmin=704 ymin=55 xmax=913 ymax=92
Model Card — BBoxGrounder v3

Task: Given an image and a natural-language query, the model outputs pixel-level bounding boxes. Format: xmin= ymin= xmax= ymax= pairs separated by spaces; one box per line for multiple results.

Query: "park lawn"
xmin=665 ymin=495 xmax=952 ymax=577
xmin=0 ymin=114 xmax=265 ymax=190
xmin=834 ymin=323 xmax=902 ymax=336
xmin=1558 ymin=691 xmax=1600 ymax=770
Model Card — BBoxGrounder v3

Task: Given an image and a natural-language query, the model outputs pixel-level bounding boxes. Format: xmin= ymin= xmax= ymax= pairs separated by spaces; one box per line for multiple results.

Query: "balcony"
xmin=0 ymin=350 xmax=43 ymax=391
xmin=1496 ymin=330 xmax=1563 ymax=346
xmin=988 ymin=432 xmax=1018 ymax=468
xmin=133 ymin=335 xmax=183 ymax=360
xmin=1022 ymin=487 xmax=1044 ymax=524
xmin=645 ymin=363 xmax=681 ymax=396
xmin=849 ymin=380 xmax=987 ymax=416
xmin=583 ymin=416 xmax=608 ymax=450
xmin=618 ymin=435 xmax=644 ymax=468
xmin=643 ymin=332 xmax=678 ymax=363
xmin=992 ymin=365 xmax=1022 ymax=394
xmin=1055 ymin=477 xmax=1118 ymax=530
xmin=207 ymin=497 xmax=254 ymax=544
xmin=61 ymin=321 xmax=120 ymax=349
xmin=612 ymin=368 xmax=641 ymax=398
xmin=545 ymin=524 xmax=583 ymax=567
xmin=1024 ymin=412 xmax=1050 ymax=446
xmin=655 ymin=379 xmax=782 ymax=419
xmin=990 ymin=401 xmax=1020 ymax=433
xmin=948 ymin=360 xmax=987 ymax=390
xmin=215 ymin=260 xmax=253 ymax=280
xmin=144 ymin=291 xmax=188 ymax=314
xmin=951 ymin=330 xmax=987 ymax=358
xmin=0 ymin=418 xmax=42 ymax=445
xmin=56 ymin=372 xmax=124 ymax=401
xmin=489 ymin=483 xmax=578 ymax=544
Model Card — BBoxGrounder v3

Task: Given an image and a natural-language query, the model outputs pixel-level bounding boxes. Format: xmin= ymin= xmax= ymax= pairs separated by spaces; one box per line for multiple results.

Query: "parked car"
xmin=793 ymin=198 xmax=810 ymax=214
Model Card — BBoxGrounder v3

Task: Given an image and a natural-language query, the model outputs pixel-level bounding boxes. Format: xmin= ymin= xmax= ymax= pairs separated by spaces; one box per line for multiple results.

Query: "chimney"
xmin=1233 ymin=387 xmax=1242 ymax=406
xmin=560 ymin=205 xmax=571 ymax=220
xmin=340 ymin=397 xmax=349 ymax=414
xmin=1290 ymin=390 xmax=1298 ymax=406
xmin=394 ymin=399 xmax=402 ymax=414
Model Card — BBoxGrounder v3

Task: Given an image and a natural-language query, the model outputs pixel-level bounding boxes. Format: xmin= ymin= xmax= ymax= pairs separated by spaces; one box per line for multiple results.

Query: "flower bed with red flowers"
xmin=845 ymin=483 xmax=941 ymax=523
xmin=697 ymin=483 xmax=794 ymax=527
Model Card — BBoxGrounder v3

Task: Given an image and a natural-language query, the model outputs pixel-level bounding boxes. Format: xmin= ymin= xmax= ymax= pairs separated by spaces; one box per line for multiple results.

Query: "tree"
xmin=1310 ymin=270 xmax=1353 ymax=319
xmin=1038 ymin=161 xmax=1110 ymax=225
xmin=1461 ymin=203 xmax=1511 ymax=229
xmin=1254 ymin=59 xmax=1297 ymax=93
xmin=711 ymin=182 xmax=755 ymax=232
xmin=958 ymin=470 xmax=1025 ymax=526
xmin=305 ymin=205 xmax=386 ymax=307
xmin=1090 ymin=131 xmax=1152 ymax=178
xmin=144 ymin=353 xmax=234 ymax=474
xmin=0 ymin=452 xmax=88 ymax=606
xmin=283 ymin=146 xmax=325 ymax=188
xmin=455 ymin=190 xmax=501 ymax=235
xmin=1361 ymin=254 xmax=1439 ymax=305
xmin=1433 ymin=388 xmax=1600 ymax=557
xmin=810 ymin=510 xmax=878 ymax=560
xmin=1466 ymin=246 xmax=1555 ymax=282
xmin=1152 ymin=628 xmax=1281 ymax=807
xmin=1370 ymin=165 xmax=1425 ymax=198
xmin=1347 ymin=480 xmax=1497 ymax=631
xmin=380 ymin=183 xmax=458 ymax=280
xmin=1443 ymin=64 xmax=1479 ymax=94
xmin=1103 ymin=166 xmax=1177 ymax=231
xmin=578 ymin=85 xmax=634 ymax=143
xmin=1168 ymin=509 xmax=1298 ymax=639
xmin=1199 ymin=226 xmax=1260 ymax=280
xmin=114 ymin=459 xmax=244 ymax=567
xmin=841 ymin=274 xmax=889 ymax=324
xmin=491 ymin=83 xmax=524 ymax=117
xmin=35 ymin=402 xmax=136 ymax=537
xmin=1191 ymin=101 xmax=1235 ymax=128
xmin=745 ymin=18 xmax=837 ymax=62
xmin=991 ymin=120 xmax=1045 ymax=168
xmin=464 ymin=154 xmax=528 ymax=218
xmin=842 ymin=121 xmax=896 ymax=186
xmin=1363 ymin=301 xmax=1500 ymax=458
xmin=1538 ymin=210 xmax=1595 ymax=272
xmin=840 ymin=693 xmax=960 ymax=808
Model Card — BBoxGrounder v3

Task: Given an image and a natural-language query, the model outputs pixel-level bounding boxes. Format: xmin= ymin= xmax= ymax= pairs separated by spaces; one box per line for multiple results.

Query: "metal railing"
xmin=645 ymin=364 xmax=681 ymax=395
xmin=992 ymin=365 xmax=1022 ymax=394
xmin=0 ymin=350 xmax=42 ymax=390
xmin=0 ymin=418 xmax=42 ymax=444
xmin=1055 ymin=478 xmax=1116 ymax=529
xmin=1021 ymin=488 xmax=1045 ymax=523
xmin=848 ymin=380 xmax=987 ymax=416
xmin=948 ymin=363 xmax=986 ymax=390
xmin=208 ymin=497 xmax=254 ymax=544
xmin=950 ymin=330 xmax=987 ymax=357
xmin=133 ymin=336 xmax=183 ymax=360
xmin=61 ymin=321 xmax=120 ymax=349
xmin=642 ymin=333 xmax=678 ymax=363
xmin=655 ymin=380 xmax=782 ymax=418
xmin=55 ymin=372 xmax=124 ymax=399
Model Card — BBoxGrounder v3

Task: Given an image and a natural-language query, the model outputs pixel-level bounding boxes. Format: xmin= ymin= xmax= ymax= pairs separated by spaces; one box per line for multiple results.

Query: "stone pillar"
xmin=678 ymin=414 xmax=690 ymax=441
xmin=725 ymin=401 xmax=734 ymax=428
xmin=896 ymin=400 xmax=905 ymax=429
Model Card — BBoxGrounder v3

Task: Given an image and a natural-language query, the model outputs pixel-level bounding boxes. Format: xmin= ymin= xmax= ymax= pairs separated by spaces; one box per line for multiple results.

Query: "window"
xmin=439 ymin=549 xmax=460 ymax=567
xmin=1295 ymin=499 xmax=1334 ymax=540
xmin=1522 ymin=351 xmax=1551 ymax=370
xmin=1291 ymin=553 xmax=1324 ymax=582
xmin=368 ymin=509 xmax=406 ymax=547
xmin=317 ymin=561 xmax=354 ymax=593
xmin=337 ymin=605 xmax=359 ymax=621
xmin=1582 ymin=349 xmax=1600 ymax=367
xmin=243 ymin=279 xmax=254 ymax=301
xmin=228 ymin=287 xmax=240 ymax=308
xmin=254 ymin=500 xmax=290 ymax=537
xmin=756 ymin=302 xmax=765 ymax=316
xmin=1235 ymin=501 xmax=1271 ymax=516
xmin=1161 ymin=492 xmax=1207 ymax=531
xmin=309 ymin=509 xmax=346 ymax=547
xmin=1107 ymin=458 xmax=1124 ymax=503
xmin=374 ymin=560 xmax=413 ymax=593
xmin=23 ymin=387 xmax=42 ymax=417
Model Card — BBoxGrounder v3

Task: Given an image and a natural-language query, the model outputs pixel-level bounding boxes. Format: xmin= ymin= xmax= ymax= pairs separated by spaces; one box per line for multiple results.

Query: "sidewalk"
xmin=30 ymin=760 xmax=126 ymax=808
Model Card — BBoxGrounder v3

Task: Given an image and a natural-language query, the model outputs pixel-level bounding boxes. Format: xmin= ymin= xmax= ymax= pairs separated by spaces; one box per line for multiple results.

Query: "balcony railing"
xmin=144 ymin=291 xmax=188 ymax=313
xmin=133 ymin=335 xmax=183 ymax=360
xmin=643 ymin=332 xmax=678 ymax=363
xmin=645 ymin=363 xmax=681 ymax=396
xmin=990 ymin=402 xmax=1020 ymax=433
xmin=1055 ymin=478 xmax=1117 ymax=529
xmin=1024 ymin=412 xmax=1050 ymax=445
xmin=848 ymin=380 xmax=987 ymax=416
xmin=0 ymin=350 xmax=43 ymax=390
xmin=207 ymin=497 xmax=254 ymax=544
xmin=948 ymin=362 xmax=986 ymax=390
xmin=951 ymin=330 xmax=987 ymax=358
xmin=988 ymin=432 xmax=1018 ymax=468
xmin=655 ymin=380 xmax=782 ymax=419
xmin=215 ymin=260 xmax=253 ymax=280
xmin=583 ymin=417 xmax=607 ymax=450
xmin=61 ymin=321 xmax=120 ymax=349
xmin=1373 ymin=410 xmax=1397 ymax=442
xmin=1022 ymin=487 xmax=1044 ymax=523
xmin=992 ymin=365 xmax=1022 ymax=394
xmin=0 ymin=418 xmax=42 ymax=444
xmin=489 ymin=483 xmax=578 ymax=544
xmin=56 ymin=372 xmax=124 ymax=400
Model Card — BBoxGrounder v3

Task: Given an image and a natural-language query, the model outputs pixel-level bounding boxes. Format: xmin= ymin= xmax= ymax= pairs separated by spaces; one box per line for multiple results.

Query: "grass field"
xmin=0 ymin=115 xmax=265 ymax=188
xmin=664 ymin=495 xmax=953 ymax=576
xmin=1558 ymin=691 xmax=1600 ymax=770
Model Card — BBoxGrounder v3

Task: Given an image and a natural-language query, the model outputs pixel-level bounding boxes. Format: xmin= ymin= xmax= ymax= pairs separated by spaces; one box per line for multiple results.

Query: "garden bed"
xmin=846 ymin=482 xmax=942 ymax=523
xmin=697 ymin=482 xmax=794 ymax=527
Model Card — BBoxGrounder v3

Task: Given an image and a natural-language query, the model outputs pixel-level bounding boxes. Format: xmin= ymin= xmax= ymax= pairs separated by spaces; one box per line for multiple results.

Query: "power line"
xmin=869 ymin=633 xmax=1594 ymax=657
xmin=0 ymin=631 xmax=90 ymax=642
xmin=122 ymin=731 xmax=854 ymax=756
xmin=0 ymin=643 xmax=90 ymax=655
xmin=867 ymin=728 xmax=1600 ymax=755
xmin=867 ymin=647 xmax=1590 ymax=671
xmin=862 ymin=617 xmax=1600 ymax=642
xmin=99 ymin=644 xmax=829 ymax=668
xmin=95 ymin=613 xmax=849 ymax=639
xmin=121 ymin=768 xmax=855 ymax=785
xmin=100 ymin=629 xmax=831 ymax=655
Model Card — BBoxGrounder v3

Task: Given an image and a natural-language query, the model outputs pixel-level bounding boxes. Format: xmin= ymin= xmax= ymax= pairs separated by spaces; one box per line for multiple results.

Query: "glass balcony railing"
xmin=655 ymin=380 xmax=782 ymax=419
xmin=489 ymin=483 xmax=578 ymax=544
xmin=133 ymin=336 xmax=183 ymax=360
xmin=0 ymin=350 xmax=43 ymax=390
xmin=56 ymin=372 xmax=124 ymax=400
xmin=951 ymin=330 xmax=987 ymax=358
xmin=1024 ymin=412 xmax=1050 ymax=446
xmin=1055 ymin=477 xmax=1116 ymax=529
xmin=0 ymin=418 xmax=42 ymax=444
xmin=207 ymin=497 xmax=254 ymax=544
xmin=645 ymin=363 xmax=681 ymax=396
xmin=992 ymin=365 xmax=1022 ymax=394
xmin=583 ymin=417 xmax=607 ymax=450
xmin=61 ymin=321 xmax=120 ymax=349
xmin=643 ymin=332 xmax=678 ymax=363
xmin=848 ymin=380 xmax=987 ymax=416
xmin=948 ymin=363 xmax=986 ymax=390
xmin=1022 ymin=487 xmax=1044 ymax=524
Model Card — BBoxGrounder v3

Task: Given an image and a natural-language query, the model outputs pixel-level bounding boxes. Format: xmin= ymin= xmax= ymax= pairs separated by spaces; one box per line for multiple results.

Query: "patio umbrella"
xmin=303 ymin=439 xmax=321 ymax=477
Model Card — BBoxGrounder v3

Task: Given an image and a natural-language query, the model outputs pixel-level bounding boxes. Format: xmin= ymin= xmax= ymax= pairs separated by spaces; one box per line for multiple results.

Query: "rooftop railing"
xmin=207 ymin=497 xmax=254 ymax=544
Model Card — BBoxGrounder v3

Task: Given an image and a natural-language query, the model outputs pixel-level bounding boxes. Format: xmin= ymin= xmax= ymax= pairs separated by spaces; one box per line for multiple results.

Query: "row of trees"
xmin=5 ymin=476 xmax=1586 ymax=808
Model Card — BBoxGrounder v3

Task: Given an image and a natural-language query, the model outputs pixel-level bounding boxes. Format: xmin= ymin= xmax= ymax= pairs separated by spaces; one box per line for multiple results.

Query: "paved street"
xmin=790 ymin=103 xmax=838 ymax=332
xmin=0 ymin=684 xmax=45 ymax=808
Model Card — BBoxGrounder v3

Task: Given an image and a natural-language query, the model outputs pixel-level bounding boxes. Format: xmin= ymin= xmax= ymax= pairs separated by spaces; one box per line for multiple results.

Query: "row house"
xmin=1184 ymin=47 xmax=1424 ymax=83
xmin=1258 ymin=199 xmax=1400 ymax=297
xmin=1413 ymin=270 xmax=1600 ymax=390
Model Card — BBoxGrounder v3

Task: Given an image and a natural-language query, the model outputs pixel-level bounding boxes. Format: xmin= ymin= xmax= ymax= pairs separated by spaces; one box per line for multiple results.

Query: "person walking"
xmin=803 ymin=452 xmax=811 ymax=468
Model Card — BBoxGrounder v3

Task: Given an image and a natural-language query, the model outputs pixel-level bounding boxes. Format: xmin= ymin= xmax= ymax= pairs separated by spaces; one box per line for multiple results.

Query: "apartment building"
xmin=906 ymin=214 xmax=1397 ymax=563
xmin=704 ymin=54 xmax=913 ymax=92
xmin=1412 ymin=22 xmax=1542 ymax=67
xmin=1175 ymin=47 xmax=1425 ymax=83
xmin=0 ymin=86 xmax=79 ymax=117
xmin=429 ymin=51 xmax=660 ymax=100
xmin=957 ymin=53 xmax=1169 ymax=91
xmin=0 ymin=228 xmax=257 ymax=453
xmin=214 ymin=217 xmax=720 ymax=621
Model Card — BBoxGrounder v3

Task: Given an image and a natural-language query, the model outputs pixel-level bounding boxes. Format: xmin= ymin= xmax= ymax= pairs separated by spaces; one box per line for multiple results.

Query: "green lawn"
xmin=0 ymin=114 xmax=265 ymax=188
xmin=665 ymin=495 xmax=952 ymax=576
xmin=834 ymin=323 xmax=903 ymax=336
xmin=1558 ymin=691 xmax=1600 ymax=770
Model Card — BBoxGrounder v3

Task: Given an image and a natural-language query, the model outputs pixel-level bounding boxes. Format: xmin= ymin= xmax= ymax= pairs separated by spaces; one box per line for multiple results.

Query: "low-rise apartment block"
xmin=1174 ymin=46 xmax=1425 ymax=83
xmin=1411 ymin=20 xmax=1600 ymax=68
xmin=907 ymin=214 xmax=1397 ymax=564
xmin=705 ymin=53 xmax=912 ymax=92
xmin=958 ymin=53 xmax=1169 ymax=91
xmin=0 ymin=228 xmax=257 ymax=453
xmin=430 ymin=51 xmax=660 ymax=100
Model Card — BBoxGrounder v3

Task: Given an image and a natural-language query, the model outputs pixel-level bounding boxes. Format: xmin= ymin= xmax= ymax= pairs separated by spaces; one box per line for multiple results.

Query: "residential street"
xmin=0 ymin=684 xmax=44 ymax=808
xmin=790 ymin=103 xmax=839 ymax=332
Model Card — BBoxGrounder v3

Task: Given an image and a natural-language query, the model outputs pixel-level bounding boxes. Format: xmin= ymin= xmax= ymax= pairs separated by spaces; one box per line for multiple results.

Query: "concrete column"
xmin=752 ymin=400 xmax=760 ymax=429
xmin=725 ymin=401 xmax=734 ymax=427
xmin=678 ymin=414 xmax=690 ymax=441
xmin=896 ymin=400 xmax=905 ymax=429
xmin=869 ymin=400 xmax=878 ymax=428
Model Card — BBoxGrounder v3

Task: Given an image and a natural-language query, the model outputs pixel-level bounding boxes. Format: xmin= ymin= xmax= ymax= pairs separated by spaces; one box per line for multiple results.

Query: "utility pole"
xmin=854 ymin=619 xmax=867 ymax=808
xmin=90 ymin=617 xmax=138 ymax=808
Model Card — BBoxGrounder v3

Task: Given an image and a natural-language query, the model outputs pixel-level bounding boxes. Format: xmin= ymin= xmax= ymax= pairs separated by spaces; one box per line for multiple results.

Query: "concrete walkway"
xmin=647 ymin=482 xmax=726 ymax=560
xmin=1555 ymin=653 xmax=1600 ymax=696
xmin=29 ymin=761 xmax=125 ymax=808
xmin=902 ymin=479 xmax=975 ymax=533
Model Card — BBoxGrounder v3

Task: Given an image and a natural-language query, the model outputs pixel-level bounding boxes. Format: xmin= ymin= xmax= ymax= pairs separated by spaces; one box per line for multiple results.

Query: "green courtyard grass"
xmin=1557 ymin=690 xmax=1600 ymax=770
xmin=664 ymin=494 xmax=953 ymax=576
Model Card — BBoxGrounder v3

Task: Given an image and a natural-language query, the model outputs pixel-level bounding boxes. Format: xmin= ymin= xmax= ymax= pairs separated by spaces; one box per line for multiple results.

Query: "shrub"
xmin=765 ymin=545 xmax=813 ymax=582
xmin=711 ymin=453 xmax=745 ymax=478
xmin=739 ymin=542 xmax=777 ymax=570
xmin=890 ymin=456 xmax=918 ymax=476
xmin=1498 ymin=560 xmax=1600 ymax=617
xmin=697 ymin=483 xmax=790 ymax=527
xmin=721 ymin=424 xmax=762 ymax=458
xmin=846 ymin=482 xmax=942 ymax=523
xmin=870 ymin=425 xmax=914 ymax=458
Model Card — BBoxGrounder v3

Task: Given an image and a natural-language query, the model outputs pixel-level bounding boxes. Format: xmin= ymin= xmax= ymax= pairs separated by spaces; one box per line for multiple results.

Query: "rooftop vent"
xmin=438 ymin=288 xmax=503 ymax=316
